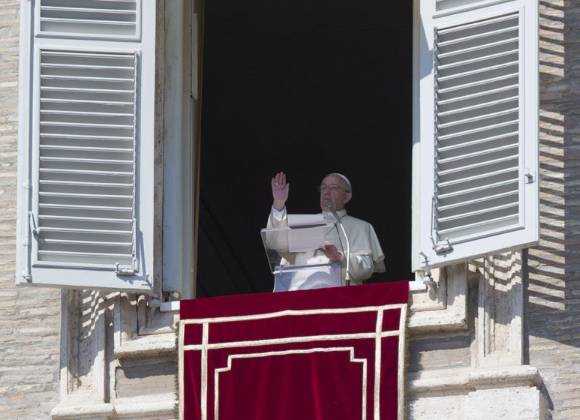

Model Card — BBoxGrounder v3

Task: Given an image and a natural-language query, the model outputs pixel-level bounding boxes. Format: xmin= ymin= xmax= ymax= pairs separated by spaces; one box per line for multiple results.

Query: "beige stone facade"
xmin=528 ymin=0 xmax=580 ymax=418
xmin=0 ymin=0 xmax=579 ymax=419
xmin=0 ymin=1 xmax=61 ymax=419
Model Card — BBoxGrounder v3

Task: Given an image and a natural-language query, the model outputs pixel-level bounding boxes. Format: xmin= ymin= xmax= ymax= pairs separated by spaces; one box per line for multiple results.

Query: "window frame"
xmin=159 ymin=0 xmax=199 ymax=299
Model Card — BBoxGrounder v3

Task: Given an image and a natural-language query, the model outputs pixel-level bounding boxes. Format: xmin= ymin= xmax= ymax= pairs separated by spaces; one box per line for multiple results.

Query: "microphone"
xmin=324 ymin=200 xmax=351 ymax=285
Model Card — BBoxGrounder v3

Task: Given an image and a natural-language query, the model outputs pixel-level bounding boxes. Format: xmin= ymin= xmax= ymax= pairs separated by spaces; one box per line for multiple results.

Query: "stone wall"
xmin=1 ymin=0 xmax=579 ymax=419
xmin=0 ymin=1 xmax=61 ymax=419
xmin=527 ymin=0 xmax=580 ymax=418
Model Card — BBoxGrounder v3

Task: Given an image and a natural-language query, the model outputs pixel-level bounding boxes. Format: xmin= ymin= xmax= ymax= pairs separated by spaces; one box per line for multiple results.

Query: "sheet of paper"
xmin=287 ymin=213 xmax=324 ymax=228
xmin=288 ymin=225 xmax=325 ymax=253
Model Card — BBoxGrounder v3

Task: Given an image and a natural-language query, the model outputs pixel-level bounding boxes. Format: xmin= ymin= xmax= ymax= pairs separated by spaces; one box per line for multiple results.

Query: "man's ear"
xmin=345 ymin=193 xmax=352 ymax=205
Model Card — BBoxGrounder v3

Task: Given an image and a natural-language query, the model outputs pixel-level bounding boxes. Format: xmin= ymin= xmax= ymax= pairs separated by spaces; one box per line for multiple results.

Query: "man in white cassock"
xmin=268 ymin=171 xmax=385 ymax=289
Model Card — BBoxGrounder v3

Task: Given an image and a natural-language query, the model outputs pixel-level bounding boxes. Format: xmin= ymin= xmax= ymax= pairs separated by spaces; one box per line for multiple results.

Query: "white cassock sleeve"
xmin=346 ymin=223 xmax=385 ymax=284
xmin=268 ymin=206 xmax=288 ymax=229
xmin=266 ymin=207 xmax=295 ymax=264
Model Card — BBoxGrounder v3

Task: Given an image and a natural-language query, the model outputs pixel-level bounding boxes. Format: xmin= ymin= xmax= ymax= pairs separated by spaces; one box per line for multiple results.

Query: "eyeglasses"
xmin=317 ymin=184 xmax=348 ymax=193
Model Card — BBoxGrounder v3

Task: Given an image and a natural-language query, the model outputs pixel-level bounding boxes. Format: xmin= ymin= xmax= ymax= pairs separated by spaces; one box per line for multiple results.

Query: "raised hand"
xmin=271 ymin=171 xmax=289 ymax=210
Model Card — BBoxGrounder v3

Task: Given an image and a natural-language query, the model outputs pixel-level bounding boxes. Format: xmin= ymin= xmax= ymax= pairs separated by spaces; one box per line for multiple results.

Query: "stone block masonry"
xmin=528 ymin=0 xmax=580 ymax=419
xmin=0 ymin=1 xmax=61 ymax=419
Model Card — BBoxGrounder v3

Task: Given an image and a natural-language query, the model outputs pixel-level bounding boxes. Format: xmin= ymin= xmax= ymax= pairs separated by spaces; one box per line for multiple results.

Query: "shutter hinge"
xmin=430 ymin=196 xmax=453 ymax=255
xmin=28 ymin=212 xmax=39 ymax=236
xmin=433 ymin=238 xmax=453 ymax=255
xmin=115 ymin=263 xmax=136 ymax=276
xmin=419 ymin=251 xmax=429 ymax=267
xmin=417 ymin=269 xmax=438 ymax=291
xmin=524 ymin=169 xmax=535 ymax=184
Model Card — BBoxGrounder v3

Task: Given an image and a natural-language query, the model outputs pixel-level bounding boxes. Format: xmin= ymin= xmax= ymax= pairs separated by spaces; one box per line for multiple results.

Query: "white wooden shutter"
xmin=413 ymin=0 xmax=538 ymax=271
xmin=16 ymin=0 xmax=155 ymax=291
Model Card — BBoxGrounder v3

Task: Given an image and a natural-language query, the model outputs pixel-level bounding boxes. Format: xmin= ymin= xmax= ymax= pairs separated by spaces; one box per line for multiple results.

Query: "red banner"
xmin=179 ymin=281 xmax=409 ymax=420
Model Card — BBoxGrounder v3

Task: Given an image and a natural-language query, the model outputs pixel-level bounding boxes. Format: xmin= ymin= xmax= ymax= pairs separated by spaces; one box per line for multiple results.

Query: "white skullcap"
xmin=327 ymin=172 xmax=352 ymax=194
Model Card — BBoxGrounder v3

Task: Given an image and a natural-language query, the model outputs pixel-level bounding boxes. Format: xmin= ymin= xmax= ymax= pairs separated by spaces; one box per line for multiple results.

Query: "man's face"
xmin=319 ymin=174 xmax=352 ymax=211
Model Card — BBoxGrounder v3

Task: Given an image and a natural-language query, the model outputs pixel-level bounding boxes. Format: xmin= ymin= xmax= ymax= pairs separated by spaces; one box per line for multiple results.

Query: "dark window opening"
xmin=197 ymin=0 xmax=412 ymax=297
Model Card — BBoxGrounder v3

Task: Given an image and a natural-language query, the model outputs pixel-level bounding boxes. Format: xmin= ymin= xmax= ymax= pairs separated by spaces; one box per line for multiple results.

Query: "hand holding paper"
xmin=321 ymin=241 xmax=342 ymax=262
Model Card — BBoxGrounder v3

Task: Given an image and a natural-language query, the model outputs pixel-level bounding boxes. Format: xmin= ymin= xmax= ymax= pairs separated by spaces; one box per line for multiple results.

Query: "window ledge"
xmin=166 ymin=268 xmax=466 ymax=336
xmin=151 ymin=299 xmax=180 ymax=312
xmin=409 ymin=279 xmax=429 ymax=292
xmin=114 ymin=395 xmax=177 ymax=417
xmin=51 ymin=400 xmax=113 ymax=419
xmin=407 ymin=264 xmax=468 ymax=333
xmin=51 ymin=395 xmax=177 ymax=419
xmin=409 ymin=365 xmax=542 ymax=396
xmin=115 ymin=332 xmax=176 ymax=358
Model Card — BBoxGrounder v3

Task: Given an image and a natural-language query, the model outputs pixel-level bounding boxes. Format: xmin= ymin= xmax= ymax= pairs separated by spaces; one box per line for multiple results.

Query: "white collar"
xmin=322 ymin=209 xmax=347 ymax=222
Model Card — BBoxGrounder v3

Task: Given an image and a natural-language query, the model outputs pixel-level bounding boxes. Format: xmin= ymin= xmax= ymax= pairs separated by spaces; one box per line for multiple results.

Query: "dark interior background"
xmin=197 ymin=0 xmax=412 ymax=297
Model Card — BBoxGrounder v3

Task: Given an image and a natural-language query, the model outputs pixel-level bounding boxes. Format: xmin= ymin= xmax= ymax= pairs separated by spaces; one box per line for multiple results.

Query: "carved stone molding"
xmin=409 ymin=365 xmax=542 ymax=395
xmin=51 ymin=290 xmax=112 ymax=420
xmin=51 ymin=291 xmax=179 ymax=419
xmin=471 ymin=252 xmax=524 ymax=368
xmin=408 ymin=264 xmax=468 ymax=333
xmin=409 ymin=366 xmax=547 ymax=420
xmin=113 ymin=294 xmax=177 ymax=359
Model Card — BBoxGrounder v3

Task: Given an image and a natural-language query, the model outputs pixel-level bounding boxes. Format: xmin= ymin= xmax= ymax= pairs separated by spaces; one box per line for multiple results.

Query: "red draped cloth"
xmin=179 ymin=281 xmax=409 ymax=420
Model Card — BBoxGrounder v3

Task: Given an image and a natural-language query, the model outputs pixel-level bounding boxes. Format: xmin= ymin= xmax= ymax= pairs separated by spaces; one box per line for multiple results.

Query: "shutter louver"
xmin=17 ymin=0 xmax=155 ymax=290
xmin=434 ymin=13 xmax=520 ymax=243
xmin=413 ymin=0 xmax=538 ymax=271
xmin=436 ymin=0 xmax=490 ymax=12
xmin=39 ymin=0 xmax=138 ymax=37
xmin=37 ymin=50 xmax=137 ymax=268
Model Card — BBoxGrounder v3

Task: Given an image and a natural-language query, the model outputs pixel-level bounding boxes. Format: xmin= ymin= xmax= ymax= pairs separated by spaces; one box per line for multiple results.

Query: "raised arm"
xmin=268 ymin=172 xmax=290 ymax=229
xmin=271 ymin=171 xmax=289 ymax=211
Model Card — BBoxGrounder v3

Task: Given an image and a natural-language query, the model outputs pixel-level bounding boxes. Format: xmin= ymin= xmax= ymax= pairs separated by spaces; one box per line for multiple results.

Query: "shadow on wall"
xmin=65 ymin=290 xmax=110 ymax=385
xmin=525 ymin=0 xmax=580 ymax=417
xmin=463 ymin=3 xmax=579 ymax=416
xmin=526 ymin=0 xmax=578 ymax=344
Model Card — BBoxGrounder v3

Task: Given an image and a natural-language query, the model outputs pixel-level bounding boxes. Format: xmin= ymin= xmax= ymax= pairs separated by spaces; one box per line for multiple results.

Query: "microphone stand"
xmin=327 ymin=206 xmax=351 ymax=286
